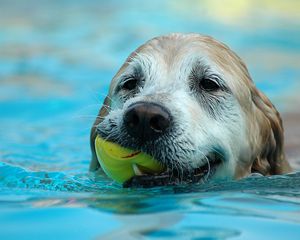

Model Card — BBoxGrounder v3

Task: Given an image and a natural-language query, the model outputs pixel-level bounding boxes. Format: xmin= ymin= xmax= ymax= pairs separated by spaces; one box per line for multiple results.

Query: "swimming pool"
xmin=1 ymin=1 xmax=300 ymax=239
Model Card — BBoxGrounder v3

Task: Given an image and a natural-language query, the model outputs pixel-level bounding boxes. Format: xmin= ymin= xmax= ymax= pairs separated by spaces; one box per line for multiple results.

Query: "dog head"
xmin=90 ymin=33 xmax=291 ymax=185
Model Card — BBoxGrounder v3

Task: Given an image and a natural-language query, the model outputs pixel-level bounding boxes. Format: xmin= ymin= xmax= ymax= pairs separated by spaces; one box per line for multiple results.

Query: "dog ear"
xmin=89 ymin=96 xmax=111 ymax=171
xmin=251 ymin=88 xmax=291 ymax=175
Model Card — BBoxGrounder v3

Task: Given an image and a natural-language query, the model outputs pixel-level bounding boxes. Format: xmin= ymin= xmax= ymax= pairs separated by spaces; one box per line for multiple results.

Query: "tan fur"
xmin=90 ymin=33 xmax=291 ymax=177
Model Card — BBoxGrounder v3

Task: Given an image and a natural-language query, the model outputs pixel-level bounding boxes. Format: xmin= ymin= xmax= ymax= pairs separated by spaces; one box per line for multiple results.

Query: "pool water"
xmin=1 ymin=1 xmax=300 ymax=239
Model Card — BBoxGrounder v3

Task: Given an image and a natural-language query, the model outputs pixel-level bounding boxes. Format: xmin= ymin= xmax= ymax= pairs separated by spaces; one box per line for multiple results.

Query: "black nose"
xmin=124 ymin=102 xmax=171 ymax=142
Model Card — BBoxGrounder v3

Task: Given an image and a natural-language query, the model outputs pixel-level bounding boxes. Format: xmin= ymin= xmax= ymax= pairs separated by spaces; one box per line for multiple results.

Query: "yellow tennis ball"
xmin=94 ymin=136 xmax=165 ymax=184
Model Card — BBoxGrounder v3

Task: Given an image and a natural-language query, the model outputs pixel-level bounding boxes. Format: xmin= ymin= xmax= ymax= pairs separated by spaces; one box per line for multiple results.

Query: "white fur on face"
xmin=98 ymin=34 xmax=254 ymax=180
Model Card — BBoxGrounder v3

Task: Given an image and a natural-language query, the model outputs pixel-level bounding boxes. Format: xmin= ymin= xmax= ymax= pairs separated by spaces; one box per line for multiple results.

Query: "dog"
xmin=90 ymin=33 xmax=291 ymax=187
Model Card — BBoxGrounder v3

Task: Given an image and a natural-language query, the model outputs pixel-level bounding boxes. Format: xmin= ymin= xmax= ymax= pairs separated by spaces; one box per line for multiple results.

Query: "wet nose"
xmin=123 ymin=102 xmax=171 ymax=142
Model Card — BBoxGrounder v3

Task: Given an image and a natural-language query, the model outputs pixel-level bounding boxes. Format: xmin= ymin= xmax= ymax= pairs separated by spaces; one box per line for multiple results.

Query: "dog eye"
xmin=122 ymin=78 xmax=138 ymax=91
xmin=199 ymin=79 xmax=220 ymax=91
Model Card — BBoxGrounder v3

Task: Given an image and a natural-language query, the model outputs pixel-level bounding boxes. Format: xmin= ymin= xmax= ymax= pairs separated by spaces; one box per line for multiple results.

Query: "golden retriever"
xmin=90 ymin=33 xmax=291 ymax=187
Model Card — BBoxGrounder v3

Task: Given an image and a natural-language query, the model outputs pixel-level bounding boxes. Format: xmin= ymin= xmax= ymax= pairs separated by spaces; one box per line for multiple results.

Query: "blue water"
xmin=1 ymin=1 xmax=300 ymax=239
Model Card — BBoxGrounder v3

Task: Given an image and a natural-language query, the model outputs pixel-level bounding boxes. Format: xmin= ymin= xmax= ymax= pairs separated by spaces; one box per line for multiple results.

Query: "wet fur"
xmin=90 ymin=33 xmax=291 ymax=183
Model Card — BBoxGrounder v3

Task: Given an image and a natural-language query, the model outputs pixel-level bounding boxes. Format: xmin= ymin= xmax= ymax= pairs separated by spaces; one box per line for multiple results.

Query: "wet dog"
xmin=90 ymin=33 xmax=291 ymax=187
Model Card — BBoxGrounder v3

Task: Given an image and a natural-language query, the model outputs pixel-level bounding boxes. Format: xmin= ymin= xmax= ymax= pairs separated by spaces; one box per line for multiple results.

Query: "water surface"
xmin=1 ymin=0 xmax=300 ymax=239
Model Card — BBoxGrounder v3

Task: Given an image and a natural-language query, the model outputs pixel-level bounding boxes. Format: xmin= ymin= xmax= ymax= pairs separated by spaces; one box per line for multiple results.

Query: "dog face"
xmin=90 ymin=33 xmax=291 ymax=186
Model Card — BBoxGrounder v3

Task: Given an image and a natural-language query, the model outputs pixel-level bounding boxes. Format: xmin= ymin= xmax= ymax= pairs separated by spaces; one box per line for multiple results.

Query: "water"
xmin=1 ymin=0 xmax=300 ymax=239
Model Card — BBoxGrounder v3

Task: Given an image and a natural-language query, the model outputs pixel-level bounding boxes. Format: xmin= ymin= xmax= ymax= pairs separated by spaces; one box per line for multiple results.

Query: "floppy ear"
xmin=89 ymin=96 xmax=111 ymax=171
xmin=251 ymin=88 xmax=291 ymax=175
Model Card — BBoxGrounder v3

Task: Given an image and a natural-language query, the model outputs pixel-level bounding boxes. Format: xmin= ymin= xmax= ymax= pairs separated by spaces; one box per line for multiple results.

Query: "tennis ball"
xmin=94 ymin=136 xmax=165 ymax=184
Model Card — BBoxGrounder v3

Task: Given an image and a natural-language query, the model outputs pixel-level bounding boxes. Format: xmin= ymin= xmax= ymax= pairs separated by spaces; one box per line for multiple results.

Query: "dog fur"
xmin=90 ymin=33 xmax=291 ymax=183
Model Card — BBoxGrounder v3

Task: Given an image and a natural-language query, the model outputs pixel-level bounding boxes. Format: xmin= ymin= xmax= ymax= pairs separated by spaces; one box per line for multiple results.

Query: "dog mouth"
xmin=96 ymin=125 xmax=223 ymax=187
xmin=123 ymin=153 xmax=222 ymax=188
